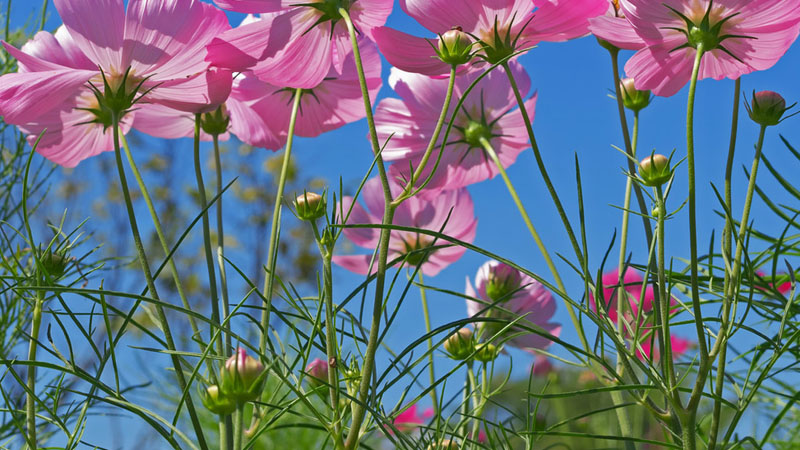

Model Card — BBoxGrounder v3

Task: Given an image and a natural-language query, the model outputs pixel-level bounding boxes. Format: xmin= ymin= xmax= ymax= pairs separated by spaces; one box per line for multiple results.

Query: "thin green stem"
xmin=417 ymin=271 xmax=438 ymax=411
xmin=655 ymin=185 xmax=678 ymax=403
xmin=4 ymin=0 xmax=11 ymax=43
xmin=259 ymin=89 xmax=303 ymax=357
xmin=683 ymin=44 xmax=706 ymax=450
xmin=112 ymin=114 xmax=208 ymax=449
xmin=467 ymin=363 xmax=482 ymax=443
xmin=25 ymin=290 xmax=43 ymax=449
xmin=339 ymin=8 xmax=396 ymax=449
xmin=708 ymin=77 xmax=740 ymax=450
xmin=233 ymin=404 xmax=245 ymax=450
xmin=213 ymin=134 xmax=232 ymax=354
xmin=38 ymin=0 xmax=46 ymax=31
xmin=194 ymin=116 xmax=223 ymax=359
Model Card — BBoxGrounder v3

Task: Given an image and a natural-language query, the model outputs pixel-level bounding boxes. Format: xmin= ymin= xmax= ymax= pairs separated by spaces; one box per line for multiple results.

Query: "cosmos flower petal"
xmin=53 ymin=0 xmax=125 ymax=69
xmin=0 ymin=69 xmax=95 ymax=124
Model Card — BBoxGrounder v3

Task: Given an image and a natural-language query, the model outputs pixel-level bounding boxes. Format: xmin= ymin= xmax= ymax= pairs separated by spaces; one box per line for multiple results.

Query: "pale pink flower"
xmin=207 ymin=0 xmax=392 ymax=89
xmin=0 ymin=0 xmax=232 ymax=167
xmin=373 ymin=0 xmax=608 ymax=76
xmin=375 ymin=62 xmax=535 ymax=192
xmin=620 ymin=0 xmax=800 ymax=97
xmin=531 ymin=354 xmax=554 ymax=376
xmin=466 ymin=260 xmax=562 ymax=351
xmin=392 ymin=404 xmax=433 ymax=433
xmin=588 ymin=1 xmax=646 ymax=50
xmin=333 ymin=177 xmax=477 ymax=277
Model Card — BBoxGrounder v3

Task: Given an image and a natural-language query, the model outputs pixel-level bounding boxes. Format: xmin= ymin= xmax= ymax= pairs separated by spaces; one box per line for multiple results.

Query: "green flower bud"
xmin=444 ymin=328 xmax=475 ymax=360
xmin=427 ymin=439 xmax=460 ymax=450
xmin=295 ymin=192 xmax=326 ymax=221
xmin=201 ymin=385 xmax=236 ymax=415
xmin=200 ymin=104 xmax=230 ymax=136
xmin=638 ymin=154 xmax=671 ymax=187
xmin=40 ymin=250 xmax=69 ymax=279
xmin=474 ymin=342 xmax=500 ymax=363
xmin=620 ymin=78 xmax=651 ymax=112
xmin=220 ymin=347 xmax=266 ymax=403
xmin=747 ymin=90 xmax=793 ymax=127
xmin=437 ymin=27 xmax=473 ymax=66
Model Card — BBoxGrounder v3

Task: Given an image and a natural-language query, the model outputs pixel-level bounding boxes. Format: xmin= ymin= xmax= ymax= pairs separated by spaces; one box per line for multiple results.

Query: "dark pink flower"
xmin=0 ymin=0 xmax=232 ymax=167
xmin=621 ymin=0 xmax=800 ymax=97
xmin=531 ymin=354 xmax=554 ymax=376
xmin=589 ymin=268 xmax=655 ymax=323
xmin=207 ymin=1 xmax=392 ymax=89
xmin=376 ymin=62 xmax=534 ymax=192
xmin=373 ymin=0 xmax=608 ymax=76
xmin=392 ymin=404 xmax=433 ymax=433
xmin=333 ymin=177 xmax=477 ymax=277
xmin=638 ymin=335 xmax=692 ymax=361
xmin=756 ymin=270 xmax=793 ymax=295
xmin=466 ymin=260 xmax=562 ymax=352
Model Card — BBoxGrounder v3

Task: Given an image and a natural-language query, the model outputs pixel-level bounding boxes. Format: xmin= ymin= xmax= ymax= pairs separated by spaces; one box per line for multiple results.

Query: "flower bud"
xmin=220 ymin=347 xmax=266 ymax=402
xmin=444 ymin=328 xmax=475 ymax=360
xmin=200 ymin=104 xmax=230 ymax=136
xmin=295 ymin=192 xmax=326 ymax=221
xmin=427 ymin=439 xmax=459 ymax=450
xmin=484 ymin=264 xmax=523 ymax=302
xmin=201 ymin=385 xmax=236 ymax=415
xmin=620 ymin=78 xmax=651 ymax=112
xmin=40 ymin=250 xmax=69 ymax=279
xmin=305 ymin=357 xmax=329 ymax=389
xmin=437 ymin=27 xmax=472 ymax=66
xmin=474 ymin=342 xmax=500 ymax=363
xmin=638 ymin=154 xmax=671 ymax=187
xmin=747 ymin=91 xmax=791 ymax=127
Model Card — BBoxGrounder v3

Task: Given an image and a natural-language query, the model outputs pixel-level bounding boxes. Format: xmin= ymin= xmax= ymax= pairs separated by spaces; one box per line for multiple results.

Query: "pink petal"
xmin=53 ymin=0 xmax=125 ymax=70
xmin=401 ymin=0 xmax=483 ymax=34
xmin=212 ymin=0 xmax=283 ymax=13
xmin=132 ymin=103 xmax=225 ymax=141
xmin=372 ymin=27 xmax=452 ymax=77
xmin=349 ymin=0 xmax=394 ymax=39
xmin=332 ymin=254 xmax=380 ymax=276
xmin=588 ymin=15 xmax=646 ymax=50
xmin=0 ymin=69 xmax=95 ymax=124
xmin=624 ymin=45 xmax=694 ymax=97
xmin=19 ymin=27 xmax=95 ymax=70
xmin=523 ymin=0 xmax=608 ymax=44
xmin=123 ymin=0 xmax=231 ymax=78
xmin=142 ymin=67 xmax=232 ymax=113
xmin=206 ymin=14 xmax=276 ymax=72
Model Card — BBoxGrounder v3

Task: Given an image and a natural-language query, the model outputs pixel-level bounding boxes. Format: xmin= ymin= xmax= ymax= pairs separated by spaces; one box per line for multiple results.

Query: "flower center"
xmin=664 ymin=2 xmax=749 ymax=54
xmin=402 ymin=235 xmax=434 ymax=266
xmin=462 ymin=120 xmax=492 ymax=148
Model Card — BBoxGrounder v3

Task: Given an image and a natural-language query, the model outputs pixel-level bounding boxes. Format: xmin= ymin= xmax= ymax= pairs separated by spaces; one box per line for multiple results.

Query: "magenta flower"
xmin=620 ymin=0 xmax=800 ymax=97
xmin=392 ymin=404 xmax=433 ymax=433
xmin=375 ymin=62 xmax=535 ymax=191
xmin=639 ymin=335 xmax=692 ymax=361
xmin=589 ymin=268 xmax=655 ymax=324
xmin=207 ymin=1 xmax=392 ymax=89
xmin=373 ymin=0 xmax=608 ymax=76
xmin=0 ymin=0 xmax=232 ymax=167
xmin=588 ymin=1 xmax=646 ymax=50
xmin=756 ymin=270 xmax=793 ymax=295
xmin=226 ymin=38 xmax=382 ymax=150
xmin=333 ymin=177 xmax=477 ymax=277
xmin=466 ymin=260 xmax=561 ymax=352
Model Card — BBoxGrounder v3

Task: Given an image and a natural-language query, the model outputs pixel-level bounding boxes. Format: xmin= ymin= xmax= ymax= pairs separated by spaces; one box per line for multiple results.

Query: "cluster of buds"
xmin=294 ymin=191 xmax=327 ymax=222
xmin=638 ymin=154 xmax=672 ymax=187
xmin=202 ymin=347 xmax=266 ymax=415
xmin=746 ymin=90 xmax=795 ymax=127
xmin=436 ymin=27 xmax=473 ymax=66
xmin=444 ymin=328 xmax=500 ymax=362
xmin=427 ymin=439 xmax=460 ymax=450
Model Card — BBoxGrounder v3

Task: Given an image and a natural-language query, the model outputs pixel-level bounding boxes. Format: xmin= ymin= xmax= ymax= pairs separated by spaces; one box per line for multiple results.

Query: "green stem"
xmin=417 ymin=271 xmax=438 ymax=411
xmin=655 ymin=185 xmax=679 ymax=402
xmin=112 ymin=114 xmax=208 ymax=449
xmin=38 ymin=0 xmax=46 ymax=31
xmin=339 ymin=8 xmax=397 ymax=449
xmin=683 ymin=44 xmax=706 ymax=450
xmin=259 ymin=89 xmax=303 ymax=356
xmin=25 ymin=290 xmax=43 ymax=449
xmin=467 ymin=363 xmax=482 ymax=443
xmin=708 ymin=77 xmax=740 ymax=450
xmin=233 ymin=404 xmax=245 ymax=450
xmin=194 ymin=116 xmax=223 ymax=358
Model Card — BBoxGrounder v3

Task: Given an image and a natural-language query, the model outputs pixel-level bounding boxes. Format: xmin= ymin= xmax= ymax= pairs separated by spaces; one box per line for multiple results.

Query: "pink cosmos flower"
xmin=373 ymin=0 xmax=608 ymax=77
xmin=588 ymin=0 xmax=646 ymax=50
xmin=392 ymin=404 xmax=433 ymax=433
xmin=620 ymin=0 xmax=800 ymax=97
xmin=0 ymin=0 xmax=232 ymax=167
xmin=531 ymin=354 xmax=554 ymax=376
xmin=207 ymin=0 xmax=392 ymax=89
xmin=466 ymin=260 xmax=562 ymax=351
xmin=333 ymin=177 xmax=477 ymax=277
xmin=638 ymin=335 xmax=692 ymax=361
xmin=134 ymin=37 xmax=382 ymax=150
xmin=375 ymin=62 xmax=535 ymax=192
xmin=589 ymin=268 xmax=655 ymax=324
xmin=755 ymin=270 xmax=793 ymax=295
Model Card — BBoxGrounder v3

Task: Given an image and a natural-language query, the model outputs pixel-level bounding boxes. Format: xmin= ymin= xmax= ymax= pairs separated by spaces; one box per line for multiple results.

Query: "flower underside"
xmin=76 ymin=66 xmax=148 ymax=130
xmin=402 ymin=235 xmax=434 ymax=266
xmin=295 ymin=0 xmax=352 ymax=39
xmin=661 ymin=1 xmax=755 ymax=61
xmin=450 ymin=92 xmax=504 ymax=162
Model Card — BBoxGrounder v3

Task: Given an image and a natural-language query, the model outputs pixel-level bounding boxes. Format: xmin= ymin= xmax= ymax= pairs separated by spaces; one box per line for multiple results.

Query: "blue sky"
xmin=7 ymin=0 xmax=800 ymax=446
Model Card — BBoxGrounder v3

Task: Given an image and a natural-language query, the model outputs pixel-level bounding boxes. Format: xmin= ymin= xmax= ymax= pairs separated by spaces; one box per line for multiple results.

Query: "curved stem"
xmin=25 ymin=290 xmax=43 ymax=449
xmin=259 ymin=89 xmax=303 ymax=356
xmin=338 ymin=9 xmax=397 ymax=450
xmin=683 ymin=43 xmax=706 ymax=450
xmin=708 ymin=77 xmax=741 ymax=450
xmin=113 ymin=114 xmax=208 ymax=449
xmin=193 ymin=116 xmax=223 ymax=358
xmin=417 ymin=271 xmax=438 ymax=411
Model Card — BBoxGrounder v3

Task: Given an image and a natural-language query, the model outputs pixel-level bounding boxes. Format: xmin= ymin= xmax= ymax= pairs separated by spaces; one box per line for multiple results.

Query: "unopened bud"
xmin=748 ymin=91 xmax=792 ymax=127
xmin=620 ymin=78 xmax=651 ymax=112
xmin=638 ymin=154 xmax=671 ymax=187
xmin=201 ymin=385 xmax=236 ymax=415
xmin=444 ymin=328 xmax=475 ymax=360
xmin=305 ymin=358 xmax=329 ymax=389
xmin=40 ymin=250 xmax=69 ymax=279
xmin=437 ymin=27 xmax=473 ymax=66
xmin=200 ymin=104 xmax=230 ymax=136
xmin=427 ymin=439 xmax=460 ymax=450
xmin=220 ymin=347 xmax=266 ymax=402
xmin=474 ymin=342 xmax=500 ymax=362
xmin=295 ymin=192 xmax=326 ymax=221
